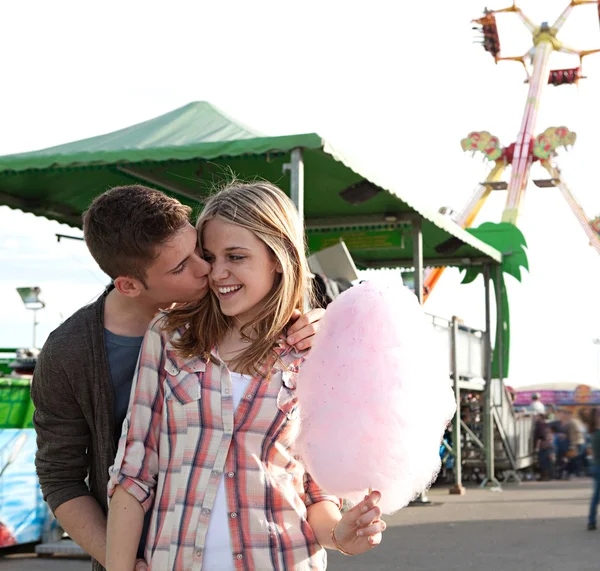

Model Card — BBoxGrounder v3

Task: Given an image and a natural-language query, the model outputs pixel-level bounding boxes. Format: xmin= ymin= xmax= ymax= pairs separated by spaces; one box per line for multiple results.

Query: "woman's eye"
xmin=229 ymin=255 xmax=244 ymax=262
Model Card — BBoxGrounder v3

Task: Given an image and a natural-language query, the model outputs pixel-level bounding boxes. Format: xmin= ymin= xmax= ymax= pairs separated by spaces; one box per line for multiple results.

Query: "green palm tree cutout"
xmin=462 ymin=222 xmax=529 ymax=379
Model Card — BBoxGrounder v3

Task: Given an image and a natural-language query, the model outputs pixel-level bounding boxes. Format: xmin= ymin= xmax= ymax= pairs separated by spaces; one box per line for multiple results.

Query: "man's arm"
xmin=31 ymin=342 xmax=108 ymax=564
xmin=55 ymin=497 xmax=108 ymax=566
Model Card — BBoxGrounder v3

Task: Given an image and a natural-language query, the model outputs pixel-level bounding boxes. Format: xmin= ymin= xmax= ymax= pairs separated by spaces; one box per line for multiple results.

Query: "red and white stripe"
xmin=554 ymin=172 xmax=600 ymax=255
xmin=505 ymin=41 xmax=554 ymax=215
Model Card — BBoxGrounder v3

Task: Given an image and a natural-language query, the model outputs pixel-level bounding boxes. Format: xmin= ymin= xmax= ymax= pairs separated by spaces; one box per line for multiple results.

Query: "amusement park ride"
xmin=424 ymin=0 xmax=600 ymax=300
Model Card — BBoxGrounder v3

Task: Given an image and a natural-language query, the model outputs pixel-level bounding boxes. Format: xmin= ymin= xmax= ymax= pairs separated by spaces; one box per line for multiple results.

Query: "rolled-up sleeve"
xmin=108 ymin=317 xmax=165 ymax=513
xmin=303 ymin=471 xmax=342 ymax=510
xmin=31 ymin=344 xmax=92 ymax=514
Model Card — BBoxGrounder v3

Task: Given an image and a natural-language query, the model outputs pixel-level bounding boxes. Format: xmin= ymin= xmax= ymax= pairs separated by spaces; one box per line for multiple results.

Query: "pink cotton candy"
xmin=294 ymin=278 xmax=456 ymax=514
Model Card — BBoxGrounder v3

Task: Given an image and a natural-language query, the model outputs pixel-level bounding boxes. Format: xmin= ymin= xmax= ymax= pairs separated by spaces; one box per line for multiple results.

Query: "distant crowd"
xmin=526 ymin=394 xmax=600 ymax=531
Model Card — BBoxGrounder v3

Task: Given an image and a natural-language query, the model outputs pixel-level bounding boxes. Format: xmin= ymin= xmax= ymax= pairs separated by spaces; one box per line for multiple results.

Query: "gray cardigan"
xmin=31 ymin=290 xmax=115 ymax=571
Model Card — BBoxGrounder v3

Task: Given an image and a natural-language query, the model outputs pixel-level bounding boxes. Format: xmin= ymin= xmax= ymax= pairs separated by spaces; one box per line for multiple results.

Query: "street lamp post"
xmin=593 ymin=339 xmax=600 ymax=387
xmin=16 ymin=287 xmax=45 ymax=348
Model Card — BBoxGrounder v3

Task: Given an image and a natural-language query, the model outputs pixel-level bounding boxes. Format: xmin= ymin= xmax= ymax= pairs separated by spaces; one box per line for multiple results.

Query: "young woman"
xmin=106 ymin=181 xmax=386 ymax=570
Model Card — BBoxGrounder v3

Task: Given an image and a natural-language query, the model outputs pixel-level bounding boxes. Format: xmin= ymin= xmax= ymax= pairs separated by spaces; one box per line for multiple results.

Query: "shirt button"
xmin=196 ymin=550 xmax=202 ymax=557
xmin=230 ymin=512 xmax=238 ymax=518
xmin=202 ymin=507 xmax=211 ymax=515
xmin=236 ymin=554 xmax=243 ymax=560
xmin=245 ymin=393 xmax=252 ymax=400
xmin=224 ymin=389 xmax=230 ymax=395
xmin=228 ymin=472 xmax=235 ymax=478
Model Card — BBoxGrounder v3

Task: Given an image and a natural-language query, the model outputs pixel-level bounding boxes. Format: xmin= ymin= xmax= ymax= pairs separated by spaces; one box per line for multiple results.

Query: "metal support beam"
xmin=115 ymin=166 xmax=204 ymax=202
xmin=449 ymin=316 xmax=465 ymax=495
xmin=495 ymin=264 xmax=504 ymax=381
xmin=481 ymin=264 xmax=501 ymax=490
xmin=287 ymin=147 xmax=308 ymax=310
xmin=56 ymin=233 xmax=84 ymax=242
xmin=0 ymin=191 xmax=82 ymax=227
xmin=461 ymin=419 xmax=485 ymax=450
xmin=412 ymin=218 xmax=423 ymax=304
xmin=305 ymin=213 xmax=418 ymax=229
xmin=355 ymin=256 xmax=497 ymax=270
xmin=290 ymin=148 xmax=305 ymax=223
xmin=442 ymin=440 xmax=455 ymax=456
xmin=410 ymin=217 xmax=429 ymax=505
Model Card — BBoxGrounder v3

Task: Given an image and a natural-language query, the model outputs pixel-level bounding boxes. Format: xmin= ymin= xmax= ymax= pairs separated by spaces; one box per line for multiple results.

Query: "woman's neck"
xmin=218 ymin=328 xmax=251 ymax=373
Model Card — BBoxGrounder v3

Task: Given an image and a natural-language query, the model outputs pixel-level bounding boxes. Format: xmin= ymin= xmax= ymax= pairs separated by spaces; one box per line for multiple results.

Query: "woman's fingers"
xmin=367 ymin=532 xmax=383 ymax=546
xmin=356 ymin=505 xmax=383 ymax=527
xmin=356 ymin=519 xmax=386 ymax=538
xmin=351 ymin=490 xmax=382 ymax=519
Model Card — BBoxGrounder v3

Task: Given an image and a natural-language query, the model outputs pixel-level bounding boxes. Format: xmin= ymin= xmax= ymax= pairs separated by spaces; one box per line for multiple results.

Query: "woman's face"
xmin=202 ymin=218 xmax=281 ymax=326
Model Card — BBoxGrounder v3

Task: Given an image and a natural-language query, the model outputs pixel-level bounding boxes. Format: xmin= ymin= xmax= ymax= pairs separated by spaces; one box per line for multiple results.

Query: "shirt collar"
xmin=167 ymin=328 xmax=296 ymax=373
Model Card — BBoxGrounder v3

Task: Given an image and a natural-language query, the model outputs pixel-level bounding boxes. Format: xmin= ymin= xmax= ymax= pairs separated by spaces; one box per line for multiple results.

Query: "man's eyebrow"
xmin=167 ymin=255 xmax=190 ymax=274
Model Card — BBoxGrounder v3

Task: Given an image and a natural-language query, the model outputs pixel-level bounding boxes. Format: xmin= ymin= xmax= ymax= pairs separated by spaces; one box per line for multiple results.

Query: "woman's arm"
xmin=106 ymin=316 xmax=167 ymax=569
xmin=106 ymin=485 xmax=145 ymax=571
xmin=307 ymin=491 xmax=386 ymax=555
xmin=306 ymin=499 xmax=342 ymax=549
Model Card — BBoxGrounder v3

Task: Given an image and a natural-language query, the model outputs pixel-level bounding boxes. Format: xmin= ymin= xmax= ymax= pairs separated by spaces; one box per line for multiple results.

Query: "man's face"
xmin=142 ymin=223 xmax=211 ymax=306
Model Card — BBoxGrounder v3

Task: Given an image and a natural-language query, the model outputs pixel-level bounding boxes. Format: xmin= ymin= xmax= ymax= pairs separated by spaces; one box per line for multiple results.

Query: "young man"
xmin=31 ymin=185 xmax=323 ymax=571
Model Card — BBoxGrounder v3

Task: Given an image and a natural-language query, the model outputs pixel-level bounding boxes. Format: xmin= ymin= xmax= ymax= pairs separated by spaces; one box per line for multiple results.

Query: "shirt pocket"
xmin=163 ymin=352 xmax=206 ymax=405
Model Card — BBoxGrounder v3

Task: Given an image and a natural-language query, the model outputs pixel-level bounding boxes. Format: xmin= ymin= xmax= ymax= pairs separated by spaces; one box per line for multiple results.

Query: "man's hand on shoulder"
xmin=286 ymin=308 xmax=325 ymax=351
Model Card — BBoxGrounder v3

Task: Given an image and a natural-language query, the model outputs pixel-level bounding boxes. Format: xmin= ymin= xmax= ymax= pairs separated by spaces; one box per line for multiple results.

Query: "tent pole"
xmin=290 ymin=147 xmax=309 ymax=311
xmin=412 ymin=219 xmax=423 ymax=304
xmin=495 ymin=264 xmax=504 ymax=382
xmin=449 ymin=316 xmax=465 ymax=495
xmin=290 ymin=148 xmax=305 ymax=223
xmin=481 ymin=263 xmax=500 ymax=489
xmin=411 ymin=218 xmax=430 ymax=504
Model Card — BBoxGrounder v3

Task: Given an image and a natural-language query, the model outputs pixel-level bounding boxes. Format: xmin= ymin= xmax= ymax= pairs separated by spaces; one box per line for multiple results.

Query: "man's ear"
xmin=113 ymin=275 xmax=145 ymax=297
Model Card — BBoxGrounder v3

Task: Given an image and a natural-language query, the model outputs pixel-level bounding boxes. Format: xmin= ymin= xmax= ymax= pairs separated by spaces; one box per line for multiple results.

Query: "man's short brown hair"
xmin=82 ymin=185 xmax=192 ymax=284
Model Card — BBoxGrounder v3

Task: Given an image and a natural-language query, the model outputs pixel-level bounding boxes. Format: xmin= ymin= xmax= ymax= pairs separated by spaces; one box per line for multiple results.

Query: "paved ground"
xmin=1 ymin=479 xmax=597 ymax=570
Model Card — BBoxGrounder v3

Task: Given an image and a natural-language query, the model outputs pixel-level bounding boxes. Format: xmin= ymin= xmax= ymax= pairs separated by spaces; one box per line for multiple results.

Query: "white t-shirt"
xmin=529 ymin=400 xmax=546 ymax=415
xmin=201 ymin=372 xmax=252 ymax=571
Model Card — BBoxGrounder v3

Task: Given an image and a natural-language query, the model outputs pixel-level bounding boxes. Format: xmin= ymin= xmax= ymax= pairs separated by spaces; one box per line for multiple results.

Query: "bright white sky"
xmin=1 ymin=0 xmax=600 ymax=387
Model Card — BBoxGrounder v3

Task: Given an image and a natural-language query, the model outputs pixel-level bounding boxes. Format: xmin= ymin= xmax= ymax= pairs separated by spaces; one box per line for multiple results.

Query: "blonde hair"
xmin=163 ymin=180 xmax=311 ymax=374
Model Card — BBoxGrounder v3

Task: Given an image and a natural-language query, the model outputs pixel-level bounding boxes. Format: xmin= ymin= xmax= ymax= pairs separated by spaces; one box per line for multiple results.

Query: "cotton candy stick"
xmin=294 ymin=278 xmax=456 ymax=514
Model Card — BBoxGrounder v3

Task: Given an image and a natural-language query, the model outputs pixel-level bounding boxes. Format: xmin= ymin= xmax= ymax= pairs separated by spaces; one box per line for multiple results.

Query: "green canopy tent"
xmin=0 ymin=101 xmax=510 ymax=490
xmin=0 ymin=101 xmax=501 ymax=278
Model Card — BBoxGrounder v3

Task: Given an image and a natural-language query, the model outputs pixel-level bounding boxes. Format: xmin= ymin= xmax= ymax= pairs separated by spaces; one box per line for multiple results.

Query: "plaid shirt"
xmin=108 ymin=314 xmax=340 ymax=570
